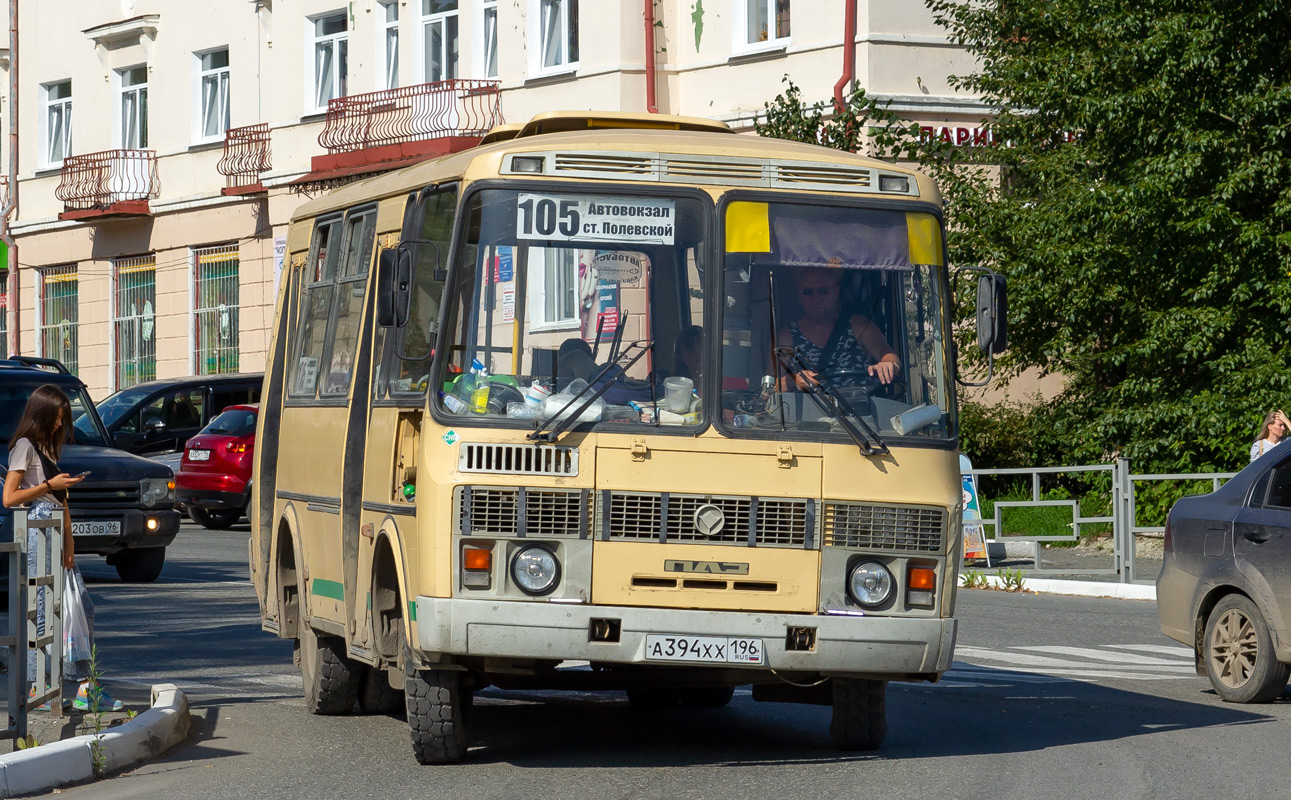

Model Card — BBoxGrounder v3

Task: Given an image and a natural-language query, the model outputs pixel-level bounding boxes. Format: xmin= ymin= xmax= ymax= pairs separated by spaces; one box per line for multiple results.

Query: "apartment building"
xmin=0 ymin=0 xmax=987 ymax=397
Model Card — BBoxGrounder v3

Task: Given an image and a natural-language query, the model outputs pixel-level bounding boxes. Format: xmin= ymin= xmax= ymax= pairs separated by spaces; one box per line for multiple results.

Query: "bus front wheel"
xmin=406 ymin=663 xmax=472 ymax=764
xmin=829 ymin=678 xmax=887 ymax=751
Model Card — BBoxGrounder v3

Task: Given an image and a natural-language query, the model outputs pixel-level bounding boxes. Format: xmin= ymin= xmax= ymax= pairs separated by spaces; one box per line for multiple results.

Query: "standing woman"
xmin=2 ymin=384 xmax=121 ymax=712
xmin=1250 ymin=410 xmax=1290 ymax=463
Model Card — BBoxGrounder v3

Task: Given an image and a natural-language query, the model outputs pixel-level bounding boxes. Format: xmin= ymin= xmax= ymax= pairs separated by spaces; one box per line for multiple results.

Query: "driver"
xmin=776 ymin=266 xmax=900 ymax=391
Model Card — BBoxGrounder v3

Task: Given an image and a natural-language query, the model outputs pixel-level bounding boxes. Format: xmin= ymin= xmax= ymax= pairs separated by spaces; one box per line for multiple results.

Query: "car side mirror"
xmin=976 ymin=273 xmax=1008 ymax=355
xmin=146 ymin=419 xmax=167 ymax=432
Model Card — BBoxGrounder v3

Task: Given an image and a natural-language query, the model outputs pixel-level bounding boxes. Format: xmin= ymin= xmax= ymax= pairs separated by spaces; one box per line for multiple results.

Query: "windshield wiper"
xmin=774 ymin=345 xmax=889 ymax=457
xmin=529 ymin=340 xmax=653 ymax=443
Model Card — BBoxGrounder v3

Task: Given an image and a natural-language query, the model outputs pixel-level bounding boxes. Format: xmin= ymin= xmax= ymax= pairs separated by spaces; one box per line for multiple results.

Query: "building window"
xmin=118 ymin=66 xmax=148 ymax=149
xmin=310 ymin=12 xmax=349 ymax=112
xmin=38 ymin=266 xmax=79 ymax=375
xmin=0 ymin=269 xmax=8 ymax=357
xmin=479 ymin=0 xmax=498 ymax=78
xmin=194 ymin=245 xmax=241 ymax=375
xmin=734 ymin=0 xmax=790 ymax=50
xmin=532 ymin=0 xmax=578 ymax=75
xmin=197 ymin=49 xmax=231 ymax=142
xmin=380 ymin=1 xmax=400 ymax=89
xmin=112 ymin=255 xmax=157 ymax=390
xmin=422 ymin=0 xmax=459 ymax=83
xmin=41 ymin=81 xmax=72 ymax=168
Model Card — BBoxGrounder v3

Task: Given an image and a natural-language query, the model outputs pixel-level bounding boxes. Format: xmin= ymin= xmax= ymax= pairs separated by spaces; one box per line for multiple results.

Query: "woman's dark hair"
xmin=10 ymin=384 xmax=73 ymax=460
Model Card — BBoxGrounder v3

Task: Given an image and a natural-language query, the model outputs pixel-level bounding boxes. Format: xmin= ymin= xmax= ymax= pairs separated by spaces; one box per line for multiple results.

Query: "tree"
xmin=758 ymin=1 xmax=1291 ymax=472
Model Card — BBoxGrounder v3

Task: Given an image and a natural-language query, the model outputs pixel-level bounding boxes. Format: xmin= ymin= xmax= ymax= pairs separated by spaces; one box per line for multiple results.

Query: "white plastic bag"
xmin=63 ymin=568 xmax=93 ymax=664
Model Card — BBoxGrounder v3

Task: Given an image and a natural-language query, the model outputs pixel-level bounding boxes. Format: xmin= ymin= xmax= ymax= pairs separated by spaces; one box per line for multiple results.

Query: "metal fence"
xmin=112 ymin=255 xmax=158 ymax=390
xmin=216 ymin=123 xmax=272 ymax=190
xmin=3 ymin=509 xmax=65 ymax=744
xmin=967 ymin=458 xmax=1236 ymax=584
xmin=193 ymin=245 xmax=241 ymax=375
xmin=55 ymin=149 xmax=160 ymax=212
xmin=317 ymin=78 xmax=503 ymax=153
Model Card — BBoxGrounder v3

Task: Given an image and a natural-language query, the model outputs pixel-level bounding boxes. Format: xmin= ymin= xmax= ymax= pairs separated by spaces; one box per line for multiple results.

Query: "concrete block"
xmin=0 ymin=738 xmax=93 ymax=797
xmin=96 ymin=724 xmax=154 ymax=773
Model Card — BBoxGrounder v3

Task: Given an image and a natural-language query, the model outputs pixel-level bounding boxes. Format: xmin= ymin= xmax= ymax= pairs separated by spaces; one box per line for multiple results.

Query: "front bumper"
xmin=414 ymin=596 xmax=957 ymax=678
xmin=72 ymin=508 xmax=181 ymax=555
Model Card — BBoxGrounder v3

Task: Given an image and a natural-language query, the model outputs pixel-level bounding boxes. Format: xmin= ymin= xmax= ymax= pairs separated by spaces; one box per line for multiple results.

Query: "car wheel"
xmin=189 ymin=506 xmax=242 ymax=530
xmin=1204 ymin=594 xmax=1291 ymax=703
xmin=113 ymin=547 xmax=166 ymax=583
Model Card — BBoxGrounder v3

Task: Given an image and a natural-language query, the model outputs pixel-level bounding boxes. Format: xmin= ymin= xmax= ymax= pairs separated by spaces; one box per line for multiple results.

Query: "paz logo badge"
xmin=442 ymin=429 xmax=459 ymax=446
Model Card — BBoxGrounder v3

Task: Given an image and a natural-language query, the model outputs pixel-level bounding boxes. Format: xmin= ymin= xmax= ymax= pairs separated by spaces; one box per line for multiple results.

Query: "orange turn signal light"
xmin=908 ymin=566 xmax=936 ymax=591
xmin=463 ymin=548 xmax=492 ymax=571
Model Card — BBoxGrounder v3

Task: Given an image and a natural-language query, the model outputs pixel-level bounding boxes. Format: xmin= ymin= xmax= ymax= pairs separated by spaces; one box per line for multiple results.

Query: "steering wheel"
xmin=484 ymin=383 xmax=527 ymax=415
xmin=817 ymin=368 xmax=904 ymax=400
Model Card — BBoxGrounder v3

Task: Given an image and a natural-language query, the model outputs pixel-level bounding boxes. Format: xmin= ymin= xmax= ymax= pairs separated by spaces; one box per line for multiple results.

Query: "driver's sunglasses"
xmin=801 ymin=287 xmax=838 ymax=296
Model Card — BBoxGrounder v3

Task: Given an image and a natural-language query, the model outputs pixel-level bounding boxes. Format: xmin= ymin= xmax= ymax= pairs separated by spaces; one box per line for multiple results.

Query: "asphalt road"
xmin=51 ymin=523 xmax=1291 ymax=800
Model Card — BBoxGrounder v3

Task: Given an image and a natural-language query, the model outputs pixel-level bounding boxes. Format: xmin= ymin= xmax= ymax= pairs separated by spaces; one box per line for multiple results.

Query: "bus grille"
xmin=822 ymin=503 xmax=946 ymax=553
xmin=601 ymin=492 xmax=812 ymax=548
xmin=458 ymin=443 xmax=578 ymax=477
xmin=545 ymin=152 xmax=898 ymax=195
xmin=457 ymin=486 xmax=588 ymax=538
xmin=69 ymin=482 xmax=141 ymax=511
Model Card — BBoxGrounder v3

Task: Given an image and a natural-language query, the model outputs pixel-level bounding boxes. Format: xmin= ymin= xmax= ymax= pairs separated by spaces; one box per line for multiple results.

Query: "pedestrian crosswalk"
xmin=934 ymin=643 xmax=1198 ymax=688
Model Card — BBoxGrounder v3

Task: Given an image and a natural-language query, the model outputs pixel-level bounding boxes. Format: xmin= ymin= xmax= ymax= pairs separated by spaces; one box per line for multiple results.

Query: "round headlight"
xmin=510 ymin=546 xmax=560 ymax=596
xmin=848 ymin=561 xmax=894 ymax=607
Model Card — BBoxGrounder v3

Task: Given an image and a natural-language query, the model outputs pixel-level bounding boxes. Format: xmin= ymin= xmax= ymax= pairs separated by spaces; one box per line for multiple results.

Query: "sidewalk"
xmin=963 ymin=541 xmax=1158 ymax=601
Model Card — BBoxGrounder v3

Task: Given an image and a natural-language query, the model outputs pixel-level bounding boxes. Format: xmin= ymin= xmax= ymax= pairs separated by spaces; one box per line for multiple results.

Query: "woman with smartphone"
xmin=3 ymin=384 xmax=122 ymax=712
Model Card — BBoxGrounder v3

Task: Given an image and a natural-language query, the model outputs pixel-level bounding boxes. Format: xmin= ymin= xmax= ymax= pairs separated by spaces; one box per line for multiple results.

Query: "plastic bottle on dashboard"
xmin=442 ymin=391 xmax=467 ymax=414
xmin=470 ymin=368 xmax=491 ymax=414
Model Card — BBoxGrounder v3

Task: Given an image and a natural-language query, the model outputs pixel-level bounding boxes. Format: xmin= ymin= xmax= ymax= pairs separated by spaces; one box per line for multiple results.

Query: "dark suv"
xmin=96 ymin=373 xmax=263 ymax=457
xmin=0 ymin=357 xmax=181 ymax=582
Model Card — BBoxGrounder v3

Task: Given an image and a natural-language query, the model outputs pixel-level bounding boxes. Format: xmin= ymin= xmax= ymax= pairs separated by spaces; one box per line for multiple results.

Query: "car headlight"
xmin=510 ymin=546 xmax=560 ymax=596
xmin=141 ymin=478 xmax=175 ymax=509
xmin=848 ymin=561 xmax=894 ymax=607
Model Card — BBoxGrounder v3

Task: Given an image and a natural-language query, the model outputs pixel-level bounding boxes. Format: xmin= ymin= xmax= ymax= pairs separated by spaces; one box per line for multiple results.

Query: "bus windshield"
xmin=436 ymin=188 xmax=708 ymax=428
xmin=720 ymin=200 xmax=954 ymax=442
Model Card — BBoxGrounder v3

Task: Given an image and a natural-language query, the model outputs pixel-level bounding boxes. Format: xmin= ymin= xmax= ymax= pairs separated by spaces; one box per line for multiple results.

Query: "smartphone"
xmin=73 ymin=470 xmax=91 ymax=479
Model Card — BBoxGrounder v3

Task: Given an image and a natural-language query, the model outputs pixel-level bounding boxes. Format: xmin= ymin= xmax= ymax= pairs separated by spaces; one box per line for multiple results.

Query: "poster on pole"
xmin=960 ymin=454 xmax=990 ymax=564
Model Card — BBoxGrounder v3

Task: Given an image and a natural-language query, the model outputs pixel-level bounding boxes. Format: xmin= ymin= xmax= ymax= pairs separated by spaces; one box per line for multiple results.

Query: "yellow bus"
xmin=250 ymin=111 xmax=1006 ymax=764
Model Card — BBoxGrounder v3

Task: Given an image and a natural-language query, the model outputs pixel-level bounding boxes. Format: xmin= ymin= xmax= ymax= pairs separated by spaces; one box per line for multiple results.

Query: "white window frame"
xmin=476 ymin=0 xmax=499 ymax=79
xmin=731 ymin=0 xmax=790 ymax=54
xmin=306 ymin=11 xmax=349 ymax=114
xmin=113 ymin=65 xmax=149 ymax=150
xmin=527 ymin=0 xmax=578 ymax=79
xmin=378 ymin=1 xmax=400 ymax=90
xmin=192 ymin=48 xmax=231 ymax=145
xmin=526 ymin=247 xmax=580 ymax=331
xmin=420 ymin=0 xmax=459 ymax=84
xmin=39 ymin=80 xmax=72 ymax=169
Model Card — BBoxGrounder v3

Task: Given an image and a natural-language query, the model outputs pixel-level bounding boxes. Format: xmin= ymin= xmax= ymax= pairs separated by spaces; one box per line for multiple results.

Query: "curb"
xmin=967 ymin=574 xmax=1157 ymax=601
xmin=0 ymin=684 xmax=190 ymax=798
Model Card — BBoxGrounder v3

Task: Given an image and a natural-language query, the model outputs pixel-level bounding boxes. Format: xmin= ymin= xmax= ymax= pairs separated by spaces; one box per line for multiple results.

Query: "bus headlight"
xmin=848 ymin=561 xmax=893 ymax=607
xmin=510 ymin=546 xmax=560 ymax=596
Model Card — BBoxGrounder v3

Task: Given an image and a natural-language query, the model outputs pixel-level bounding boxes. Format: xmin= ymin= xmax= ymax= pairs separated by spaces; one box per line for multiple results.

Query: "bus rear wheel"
xmin=298 ymin=625 xmax=361 ymax=715
xmin=405 ymin=664 xmax=471 ymax=764
xmin=829 ymin=678 xmax=887 ymax=751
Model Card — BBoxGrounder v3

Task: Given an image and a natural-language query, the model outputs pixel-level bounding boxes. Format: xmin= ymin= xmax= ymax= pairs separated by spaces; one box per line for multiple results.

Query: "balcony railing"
xmin=317 ymin=79 xmax=503 ymax=154
xmin=217 ymin=123 xmax=272 ymax=194
xmin=55 ymin=149 xmax=159 ymax=219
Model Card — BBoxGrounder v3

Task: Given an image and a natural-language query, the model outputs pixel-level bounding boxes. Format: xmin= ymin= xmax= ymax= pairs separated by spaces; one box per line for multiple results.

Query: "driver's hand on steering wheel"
xmin=868 ymin=361 xmax=899 ymax=385
xmin=778 ymin=370 xmax=818 ymax=392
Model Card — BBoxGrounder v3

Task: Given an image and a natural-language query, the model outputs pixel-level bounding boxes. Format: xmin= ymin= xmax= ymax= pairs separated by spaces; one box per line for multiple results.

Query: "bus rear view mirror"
xmin=975 ymin=273 xmax=1008 ymax=355
xmin=376 ymin=245 xmax=423 ymax=328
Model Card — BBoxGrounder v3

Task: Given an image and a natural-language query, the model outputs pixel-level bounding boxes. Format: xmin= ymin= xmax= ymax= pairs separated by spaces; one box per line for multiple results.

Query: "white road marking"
xmin=934 ymin=643 xmax=1200 ymax=689
xmin=1013 ymin=645 xmax=1191 ymax=666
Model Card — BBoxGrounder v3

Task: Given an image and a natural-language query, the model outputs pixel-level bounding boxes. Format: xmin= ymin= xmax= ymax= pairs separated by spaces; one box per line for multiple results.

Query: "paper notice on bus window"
xmin=516 ymin=193 xmax=675 ymax=245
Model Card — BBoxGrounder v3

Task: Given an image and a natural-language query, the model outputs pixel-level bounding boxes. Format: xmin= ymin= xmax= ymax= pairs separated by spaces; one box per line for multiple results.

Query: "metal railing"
xmin=317 ymin=79 xmax=503 ymax=154
xmin=967 ymin=459 xmax=1236 ymax=584
xmin=3 ymin=509 xmax=65 ymax=744
xmin=216 ymin=123 xmax=272 ymax=189
xmin=55 ymin=149 xmax=160 ymax=212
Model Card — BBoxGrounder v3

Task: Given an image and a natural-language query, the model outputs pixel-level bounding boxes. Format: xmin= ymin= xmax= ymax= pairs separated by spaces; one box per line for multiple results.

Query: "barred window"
xmin=194 ymin=244 xmax=241 ymax=375
xmin=38 ymin=265 xmax=79 ymax=375
xmin=112 ymin=255 xmax=157 ymax=389
xmin=0 ymin=269 xmax=8 ymax=357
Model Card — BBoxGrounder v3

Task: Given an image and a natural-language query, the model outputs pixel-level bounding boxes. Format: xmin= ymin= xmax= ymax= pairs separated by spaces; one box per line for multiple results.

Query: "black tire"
xmin=405 ymin=663 xmax=471 ymax=764
xmin=113 ymin=547 xmax=166 ymax=583
xmin=829 ymin=678 xmax=887 ymax=751
xmin=298 ymin=625 xmax=362 ymax=715
xmin=1204 ymin=594 xmax=1291 ymax=703
xmin=627 ymin=686 xmax=735 ymax=709
xmin=359 ymin=664 xmax=405 ymax=715
xmin=189 ymin=506 xmax=242 ymax=530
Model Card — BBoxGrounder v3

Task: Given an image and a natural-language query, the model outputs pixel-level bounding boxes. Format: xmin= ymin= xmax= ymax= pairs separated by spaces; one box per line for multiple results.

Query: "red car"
xmin=175 ymin=404 xmax=257 ymax=529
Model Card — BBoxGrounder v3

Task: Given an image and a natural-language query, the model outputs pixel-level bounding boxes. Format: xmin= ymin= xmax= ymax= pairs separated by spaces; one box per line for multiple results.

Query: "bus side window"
xmin=290 ymin=218 xmax=343 ymax=397
xmin=320 ymin=211 xmax=377 ymax=396
xmin=390 ymin=184 xmax=458 ymax=393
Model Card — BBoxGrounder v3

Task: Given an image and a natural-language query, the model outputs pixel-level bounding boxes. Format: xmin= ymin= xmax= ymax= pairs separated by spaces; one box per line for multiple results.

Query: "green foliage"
xmin=15 ymin=733 xmax=40 ymax=750
xmin=961 ymin=569 xmax=988 ymax=588
xmin=995 ymin=568 xmax=1028 ymax=592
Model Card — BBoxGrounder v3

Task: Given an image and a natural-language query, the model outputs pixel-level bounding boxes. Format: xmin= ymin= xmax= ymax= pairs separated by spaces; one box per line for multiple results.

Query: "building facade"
xmin=0 ymin=0 xmax=988 ymax=398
